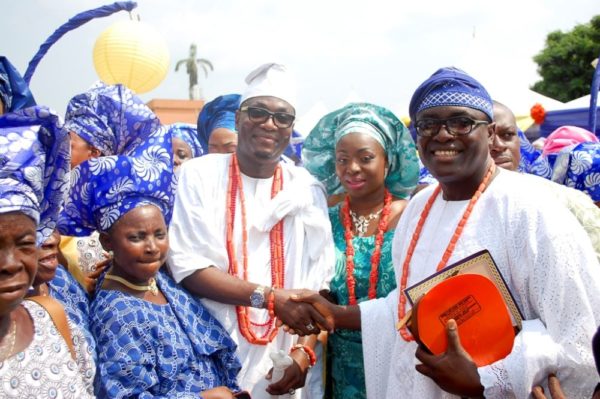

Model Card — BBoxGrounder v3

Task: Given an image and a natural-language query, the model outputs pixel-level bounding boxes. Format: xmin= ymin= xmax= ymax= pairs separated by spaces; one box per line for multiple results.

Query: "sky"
xmin=3 ymin=0 xmax=600 ymax=134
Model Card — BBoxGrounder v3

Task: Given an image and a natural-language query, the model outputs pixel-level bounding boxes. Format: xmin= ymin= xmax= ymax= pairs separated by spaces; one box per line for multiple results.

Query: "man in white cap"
xmin=168 ymin=63 xmax=334 ymax=398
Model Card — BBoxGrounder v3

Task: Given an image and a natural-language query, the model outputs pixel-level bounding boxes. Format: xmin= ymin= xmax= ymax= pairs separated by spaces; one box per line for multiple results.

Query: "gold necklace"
xmin=104 ymin=274 xmax=158 ymax=296
xmin=0 ymin=320 xmax=17 ymax=360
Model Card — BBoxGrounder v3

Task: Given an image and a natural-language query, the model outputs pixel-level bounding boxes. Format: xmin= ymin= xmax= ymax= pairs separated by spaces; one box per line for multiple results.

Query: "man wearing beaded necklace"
xmin=292 ymin=67 xmax=600 ymax=398
xmin=167 ymin=63 xmax=335 ymax=398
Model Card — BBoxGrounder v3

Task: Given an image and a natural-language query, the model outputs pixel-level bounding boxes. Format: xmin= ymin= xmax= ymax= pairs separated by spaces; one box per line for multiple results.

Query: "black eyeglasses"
xmin=240 ymin=106 xmax=295 ymax=129
xmin=414 ymin=116 xmax=490 ymax=137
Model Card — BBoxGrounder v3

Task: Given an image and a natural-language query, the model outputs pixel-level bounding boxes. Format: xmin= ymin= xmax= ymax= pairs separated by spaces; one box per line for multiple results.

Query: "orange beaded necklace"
xmin=342 ymin=189 xmax=392 ymax=305
xmin=226 ymin=154 xmax=285 ymax=345
xmin=397 ymin=162 xmax=496 ymax=341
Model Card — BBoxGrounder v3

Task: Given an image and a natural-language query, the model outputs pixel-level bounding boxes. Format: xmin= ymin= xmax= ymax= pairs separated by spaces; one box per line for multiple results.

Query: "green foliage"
xmin=531 ymin=15 xmax=600 ymax=102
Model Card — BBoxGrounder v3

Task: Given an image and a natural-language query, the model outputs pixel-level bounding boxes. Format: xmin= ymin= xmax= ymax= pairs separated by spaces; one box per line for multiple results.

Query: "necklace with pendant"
xmin=104 ymin=274 xmax=159 ymax=296
xmin=349 ymin=208 xmax=383 ymax=237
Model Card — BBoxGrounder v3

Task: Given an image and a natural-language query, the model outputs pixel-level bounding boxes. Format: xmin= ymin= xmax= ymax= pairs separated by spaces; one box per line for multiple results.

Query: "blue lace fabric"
xmin=327 ymin=204 xmax=397 ymax=399
xmin=48 ymin=265 xmax=95 ymax=362
xmin=91 ymin=269 xmax=241 ymax=398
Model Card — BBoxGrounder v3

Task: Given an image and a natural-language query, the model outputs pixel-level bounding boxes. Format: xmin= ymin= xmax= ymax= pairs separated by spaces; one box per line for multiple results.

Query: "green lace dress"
xmin=327 ymin=204 xmax=397 ymax=399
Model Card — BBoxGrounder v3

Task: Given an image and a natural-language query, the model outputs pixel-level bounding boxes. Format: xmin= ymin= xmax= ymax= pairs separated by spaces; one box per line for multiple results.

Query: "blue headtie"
xmin=0 ymin=106 xmax=70 ymax=244
xmin=197 ymin=94 xmax=240 ymax=151
xmin=0 ymin=56 xmax=36 ymax=113
xmin=168 ymin=123 xmax=203 ymax=158
xmin=551 ymin=142 xmax=600 ymax=201
xmin=63 ymin=82 xmax=161 ymax=156
xmin=58 ymin=125 xmax=175 ymax=235
xmin=517 ymin=130 xmax=552 ymax=179
xmin=409 ymin=67 xmax=493 ymax=121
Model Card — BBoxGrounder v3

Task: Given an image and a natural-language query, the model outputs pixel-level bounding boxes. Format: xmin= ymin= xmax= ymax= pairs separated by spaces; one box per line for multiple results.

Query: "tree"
xmin=531 ymin=15 xmax=600 ymax=102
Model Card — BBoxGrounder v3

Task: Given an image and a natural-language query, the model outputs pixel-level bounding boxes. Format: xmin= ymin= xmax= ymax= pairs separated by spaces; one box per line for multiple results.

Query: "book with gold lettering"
xmin=404 ymin=250 xmax=523 ymax=366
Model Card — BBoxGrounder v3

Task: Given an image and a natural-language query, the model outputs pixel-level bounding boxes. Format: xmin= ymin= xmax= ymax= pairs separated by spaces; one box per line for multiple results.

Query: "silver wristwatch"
xmin=250 ymin=285 xmax=267 ymax=308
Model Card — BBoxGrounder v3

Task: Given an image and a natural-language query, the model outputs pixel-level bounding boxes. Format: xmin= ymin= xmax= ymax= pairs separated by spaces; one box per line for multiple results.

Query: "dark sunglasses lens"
xmin=447 ymin=117 xmax=473 ymax=134
xmin=274 ymin=113 xmax=294 ymax=127
xmin=247 ymin=107 xmax=269 ymax=122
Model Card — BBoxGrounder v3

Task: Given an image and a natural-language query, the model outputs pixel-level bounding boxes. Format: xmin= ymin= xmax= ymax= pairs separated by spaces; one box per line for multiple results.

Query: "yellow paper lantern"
xmin=93 ymin=19 xmax=170 ymax=94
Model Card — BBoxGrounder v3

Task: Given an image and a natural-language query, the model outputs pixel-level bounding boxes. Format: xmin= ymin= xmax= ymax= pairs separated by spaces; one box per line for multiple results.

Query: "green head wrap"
xmin=303 ymin=102 xmax=419 ymax=199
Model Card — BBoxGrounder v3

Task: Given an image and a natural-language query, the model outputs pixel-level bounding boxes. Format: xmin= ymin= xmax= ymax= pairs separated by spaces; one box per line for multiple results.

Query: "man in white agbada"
xmin=293 ymin=67 xmax=600 ymax=398
xmin=168 ymin=63 xmax=334 ymax=399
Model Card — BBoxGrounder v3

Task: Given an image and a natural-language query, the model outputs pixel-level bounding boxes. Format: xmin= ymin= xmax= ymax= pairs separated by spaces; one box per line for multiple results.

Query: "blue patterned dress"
xmin=91 ymin=269 xmax=241 ymax=399
xmin=327 ymin=204 xmax=397 ymax=399
xmin=48 ymin=265 xmax=95 ymax=361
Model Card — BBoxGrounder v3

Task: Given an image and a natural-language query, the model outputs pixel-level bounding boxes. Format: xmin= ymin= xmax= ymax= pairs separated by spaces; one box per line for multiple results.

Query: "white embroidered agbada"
xmin=168 ymin=153 xmax=334 ymax=399
xmin=360 ymin=168 xmax=600 ymax=399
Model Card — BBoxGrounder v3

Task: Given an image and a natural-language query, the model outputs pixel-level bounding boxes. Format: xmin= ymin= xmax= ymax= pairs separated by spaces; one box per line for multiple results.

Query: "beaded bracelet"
xmin=290 ymin=344 xmax=317 ymax=368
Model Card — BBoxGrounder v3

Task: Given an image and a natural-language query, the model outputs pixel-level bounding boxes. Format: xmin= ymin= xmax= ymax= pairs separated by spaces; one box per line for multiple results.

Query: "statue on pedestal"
xmin=175 ymin=44 xmax=213 ymax=100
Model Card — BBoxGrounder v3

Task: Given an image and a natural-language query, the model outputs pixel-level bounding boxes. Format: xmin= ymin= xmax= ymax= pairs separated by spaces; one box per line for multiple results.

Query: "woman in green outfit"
xmin=303 ymin=103 xmax=419 ymax=399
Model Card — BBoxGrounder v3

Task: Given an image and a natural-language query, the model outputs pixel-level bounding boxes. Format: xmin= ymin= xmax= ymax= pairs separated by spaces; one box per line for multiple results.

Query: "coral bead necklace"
xmin=342 ymin=188 xmax=392 ymax=306
xmin=226 ymin=154 xmax=285 ymax=345
xmin=397 ymin=162 xmax=496 ymax=341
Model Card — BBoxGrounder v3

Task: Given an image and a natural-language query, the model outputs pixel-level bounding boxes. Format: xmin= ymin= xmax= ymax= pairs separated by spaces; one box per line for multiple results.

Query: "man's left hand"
xmin=415 ymin=319 xmax=484 ymax=398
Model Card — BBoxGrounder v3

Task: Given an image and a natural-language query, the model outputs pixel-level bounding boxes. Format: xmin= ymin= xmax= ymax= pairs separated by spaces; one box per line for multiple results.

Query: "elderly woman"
xmin=59 ymin=126 xmax=243 ymax=399
xmin=0 ymin=105 xmax=95 ymax=397
xmin=303 ymin=102 xmax=419 ymax=399
xmin=168 ymin=122 xmax=204 ymax=170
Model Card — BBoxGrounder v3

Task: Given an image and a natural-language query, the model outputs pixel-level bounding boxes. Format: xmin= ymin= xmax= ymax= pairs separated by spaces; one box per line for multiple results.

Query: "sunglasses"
xmin=240 ymin=106 xmax=295 ymax=129
xmin=415 ymin=116 xmax=489 ymax=137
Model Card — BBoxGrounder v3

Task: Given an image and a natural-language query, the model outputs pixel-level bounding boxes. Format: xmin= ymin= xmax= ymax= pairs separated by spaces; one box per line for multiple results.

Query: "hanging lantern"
xmin=93 ymin=19 xmax=170 ymax=94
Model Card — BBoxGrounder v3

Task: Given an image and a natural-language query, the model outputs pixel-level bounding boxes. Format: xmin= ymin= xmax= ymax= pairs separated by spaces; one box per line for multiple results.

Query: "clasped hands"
xmin=271 ymin=289 xmax=334 ymax=336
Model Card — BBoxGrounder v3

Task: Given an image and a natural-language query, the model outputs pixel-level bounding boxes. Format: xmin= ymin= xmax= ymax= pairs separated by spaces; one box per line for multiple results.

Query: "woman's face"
xmin=172 ymin=137 xmax=193 ymax=171
xmin=101 ymin=205 xmax=168 ymax=284
xmin=208 ymin=128 xmax=238 ymax=154
xmin=335 ymin=132 xmax=387 ymax=199
xmin=0 ymin=212 xmax=37 ymax=315
xmin=33 ymin=229 xmax=61 ymax=286
xmin=70 ymin=131 xmax=99 ymax=168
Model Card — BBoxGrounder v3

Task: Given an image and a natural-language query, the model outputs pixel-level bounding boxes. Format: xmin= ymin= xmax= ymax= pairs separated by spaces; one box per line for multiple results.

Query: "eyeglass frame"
xmin=239 ymin=106 xmax=296 ymax=129
xmin=414 ymin=116 xmax=490 ymax=137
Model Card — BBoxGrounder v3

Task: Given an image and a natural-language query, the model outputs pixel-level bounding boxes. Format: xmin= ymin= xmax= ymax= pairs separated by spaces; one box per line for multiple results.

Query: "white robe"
xmin=168 ymin=153 xmax=334 ymax=399
xmin=360 ymin=168 xmax=600 ymax=399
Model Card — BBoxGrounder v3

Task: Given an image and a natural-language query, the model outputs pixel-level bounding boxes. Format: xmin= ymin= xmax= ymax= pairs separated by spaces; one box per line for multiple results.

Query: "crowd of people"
xmin=1 ymin=53 xmax=599 ymax=399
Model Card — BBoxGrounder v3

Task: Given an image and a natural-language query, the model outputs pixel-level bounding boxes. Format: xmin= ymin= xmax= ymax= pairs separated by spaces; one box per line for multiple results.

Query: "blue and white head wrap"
xmin=517 ymin=130 xmax=552 ymax=179
xmin=168 ymin=123 xmax=203 ymax=158
xmin=0 ymin=56 xmax=36 ymax=113
xmin=197 ymin=94 xmax=240 ymax=152
xmin=303 ymin=102 xmax=419 ymax=199
xmin=551 ymin=142 xmax=600 ymax=201
xmin=0 ymin=106 xmax=70 ymax=244
xmin=63 ymin=83 xmax=161 ymax=156
xmin=58 ymin=125 xmax=175 ymax=235
xmin=409 ymin=67 xmax=493 ymax=121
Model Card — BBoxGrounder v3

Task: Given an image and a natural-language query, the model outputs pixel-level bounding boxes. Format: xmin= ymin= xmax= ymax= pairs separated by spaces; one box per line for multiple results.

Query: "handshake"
xmin=271 ymin=289 xmax=340 ymax=336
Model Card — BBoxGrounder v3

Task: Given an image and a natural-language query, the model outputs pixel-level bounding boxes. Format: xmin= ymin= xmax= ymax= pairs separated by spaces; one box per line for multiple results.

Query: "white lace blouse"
xmin=0 ymin=300 xmax=95 ymax=398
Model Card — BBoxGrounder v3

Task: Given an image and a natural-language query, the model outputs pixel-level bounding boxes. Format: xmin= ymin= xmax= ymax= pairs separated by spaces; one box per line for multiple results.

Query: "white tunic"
xmin=360 ymin=168 xmax=600 ymax=399
xmin=168 ymin=154 xmax=334 ymax=398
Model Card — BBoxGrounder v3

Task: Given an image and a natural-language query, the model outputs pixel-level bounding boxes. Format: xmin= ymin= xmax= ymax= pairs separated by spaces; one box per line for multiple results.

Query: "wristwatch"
xmin=250 ymin=285 xmax=267 ymax=308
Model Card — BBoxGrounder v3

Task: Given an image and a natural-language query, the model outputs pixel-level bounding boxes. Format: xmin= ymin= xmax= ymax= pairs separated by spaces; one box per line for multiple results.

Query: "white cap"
xmin=240 ymin=63 xmax=297 ymax=111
